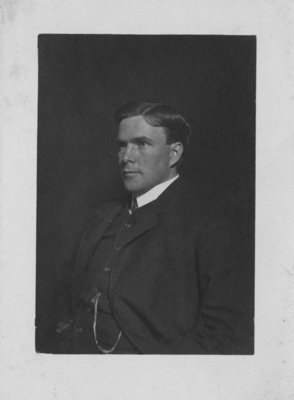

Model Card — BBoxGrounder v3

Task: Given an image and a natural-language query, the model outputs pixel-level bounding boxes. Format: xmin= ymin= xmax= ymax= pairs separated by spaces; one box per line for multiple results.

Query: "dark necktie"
xmin=129 ymin=196 xmax=138 ymax=213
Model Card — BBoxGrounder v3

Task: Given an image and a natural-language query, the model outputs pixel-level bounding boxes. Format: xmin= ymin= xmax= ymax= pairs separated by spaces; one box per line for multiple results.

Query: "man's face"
xmin=118 ymin=116 xmax=175 ymax=196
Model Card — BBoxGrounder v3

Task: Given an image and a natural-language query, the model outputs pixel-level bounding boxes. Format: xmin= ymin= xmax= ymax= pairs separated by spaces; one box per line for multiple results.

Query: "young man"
xmin=56 ymin=102 xmax=254 ymax=354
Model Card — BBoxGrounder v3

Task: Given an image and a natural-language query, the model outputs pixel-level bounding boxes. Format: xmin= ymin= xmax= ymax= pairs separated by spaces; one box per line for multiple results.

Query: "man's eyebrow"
xmin=131 ymin=136 xmax=153 ymax=144
xmin=117 ymin=136 xmax=154 ymax=145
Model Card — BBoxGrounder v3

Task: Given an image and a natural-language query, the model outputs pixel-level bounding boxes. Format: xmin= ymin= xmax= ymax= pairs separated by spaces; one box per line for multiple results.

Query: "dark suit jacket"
xmin=64 ymin=178 xmax=254 ymax=354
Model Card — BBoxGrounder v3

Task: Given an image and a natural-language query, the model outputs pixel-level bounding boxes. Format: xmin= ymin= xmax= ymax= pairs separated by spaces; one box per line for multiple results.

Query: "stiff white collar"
xmin=136 ymin=175 xmax=179 ymax=208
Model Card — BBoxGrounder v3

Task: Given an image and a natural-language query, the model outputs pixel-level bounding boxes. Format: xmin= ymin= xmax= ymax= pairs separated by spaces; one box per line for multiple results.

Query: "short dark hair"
xmin=114 ymin=102 xmax=191 ymax=148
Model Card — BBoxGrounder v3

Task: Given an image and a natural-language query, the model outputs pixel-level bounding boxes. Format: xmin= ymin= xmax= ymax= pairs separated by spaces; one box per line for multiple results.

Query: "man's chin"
xmin=123 ymin=179 xmax=147 ymax=195
xmin=123 ymin=182 xmax=142 ymax=194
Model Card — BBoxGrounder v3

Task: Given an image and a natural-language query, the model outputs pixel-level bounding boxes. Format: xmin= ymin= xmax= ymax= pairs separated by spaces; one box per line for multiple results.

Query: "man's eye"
xmin=138 ymin=141 xmax=148 ymax=148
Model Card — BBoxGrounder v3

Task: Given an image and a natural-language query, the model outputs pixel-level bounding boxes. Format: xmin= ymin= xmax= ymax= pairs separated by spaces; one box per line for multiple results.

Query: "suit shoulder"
xmin=86 ymin=199 xmax=124 ymax=226
xmin=95 ymin=199 xmax=123 ymax=215
xmin=173 ymin=180 xmax=252 ymax=230
xmin=170 ymin=180 xmax=221 ymax=218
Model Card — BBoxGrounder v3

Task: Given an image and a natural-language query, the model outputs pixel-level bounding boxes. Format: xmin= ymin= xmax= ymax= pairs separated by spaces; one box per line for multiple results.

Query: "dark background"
xmin=36 ymin=35 xmax=256 ymax=352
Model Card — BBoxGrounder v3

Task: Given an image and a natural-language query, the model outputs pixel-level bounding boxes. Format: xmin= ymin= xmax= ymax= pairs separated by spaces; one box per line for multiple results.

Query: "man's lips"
xmin=122 ymin=171 xmax=140 ymax=179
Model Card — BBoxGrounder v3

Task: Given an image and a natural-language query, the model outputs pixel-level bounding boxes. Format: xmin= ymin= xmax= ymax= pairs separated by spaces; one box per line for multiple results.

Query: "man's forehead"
xmin=118 ymin=116 xmax=166 ymax=139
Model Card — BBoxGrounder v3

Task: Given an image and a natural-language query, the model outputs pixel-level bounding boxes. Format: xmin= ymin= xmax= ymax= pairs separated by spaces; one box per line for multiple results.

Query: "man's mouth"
xmin=123 ymin=171 xmax=139 ymax=176
xmin=122 ymin=171 xmax=141 ymax=181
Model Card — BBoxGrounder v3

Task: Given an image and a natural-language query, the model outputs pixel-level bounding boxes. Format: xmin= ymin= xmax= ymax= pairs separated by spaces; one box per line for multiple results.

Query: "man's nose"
xmin=121 ymin=143 xmax=136 ymax=163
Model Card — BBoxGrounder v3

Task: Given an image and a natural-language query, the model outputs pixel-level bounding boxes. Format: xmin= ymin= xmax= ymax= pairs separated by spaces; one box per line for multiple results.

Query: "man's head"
xmin=115 ymin=102 xmax=191 ymax=196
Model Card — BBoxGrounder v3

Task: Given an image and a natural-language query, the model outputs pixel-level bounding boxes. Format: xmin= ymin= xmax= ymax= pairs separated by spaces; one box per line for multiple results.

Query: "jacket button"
xmin=116 ymin=245 xmax=121 ymax=251
xmin=104 ymin=266 xmax=111 ymax=272
xmin=124 ymin=222 xmax=131 ymax=228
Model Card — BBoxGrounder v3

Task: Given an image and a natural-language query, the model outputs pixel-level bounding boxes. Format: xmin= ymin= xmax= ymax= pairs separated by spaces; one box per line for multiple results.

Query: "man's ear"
xmin=169 ymin=142 xmax=183 ymax=167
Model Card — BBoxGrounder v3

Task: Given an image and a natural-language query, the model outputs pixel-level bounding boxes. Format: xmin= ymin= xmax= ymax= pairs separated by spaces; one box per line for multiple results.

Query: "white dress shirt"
xmin=135 ymin=174 xmax=179 ymax=208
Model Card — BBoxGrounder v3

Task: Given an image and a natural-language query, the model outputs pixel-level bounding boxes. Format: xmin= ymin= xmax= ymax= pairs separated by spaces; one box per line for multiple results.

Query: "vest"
xmin=72 ymin=205 xmax=139 ymax=354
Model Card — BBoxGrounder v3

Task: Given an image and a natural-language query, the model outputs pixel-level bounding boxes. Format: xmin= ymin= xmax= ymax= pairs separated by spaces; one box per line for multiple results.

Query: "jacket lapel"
xmin=118 ymin=204 xmax=158 ymax=248
xmin=109 ymin=200 xmax=161 ymax=289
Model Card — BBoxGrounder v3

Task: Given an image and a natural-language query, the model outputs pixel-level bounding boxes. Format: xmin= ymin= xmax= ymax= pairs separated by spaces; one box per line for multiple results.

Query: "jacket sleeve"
xmin=162 ymin=205 xmax=254 ymax=354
